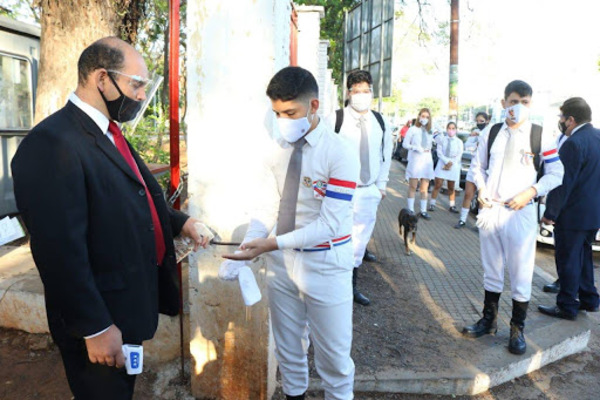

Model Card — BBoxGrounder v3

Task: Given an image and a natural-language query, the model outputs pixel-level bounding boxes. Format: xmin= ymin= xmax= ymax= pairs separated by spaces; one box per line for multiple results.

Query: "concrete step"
xmin=0 ymin=244 xmax=186 ymax=364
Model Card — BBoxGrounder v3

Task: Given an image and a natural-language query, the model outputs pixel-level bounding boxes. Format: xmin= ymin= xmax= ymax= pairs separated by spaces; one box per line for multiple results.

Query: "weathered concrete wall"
xmin=186 ymin=0 xmax=291 ymax=398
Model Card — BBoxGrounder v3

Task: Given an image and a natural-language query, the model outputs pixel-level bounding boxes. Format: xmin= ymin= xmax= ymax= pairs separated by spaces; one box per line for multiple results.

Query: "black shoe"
xmin=428 ymin=204 xmax=435 ymax=211
xmin=462 ymin=291 xmax=500 ymax=338
xmin=543 ymin=279 xmax=560 ymax=293
xmin=352 ymin=268 xmax=370 ymax=306
xmin=538 ymin=304 xmax=577 ymax=320
xmin=286 ymin=394 xmax=306 ymax=400
xmin=363 ymin=249 xmax=377 ymax=262
xmin=419 ymin=212 xmax=431 ymax=220
xmin=449 ymin=206 xmax=459 ymax=213
xmin=508 ymin=323 xmax=527 ymax=355
xmin=454 ymin=220 xmax=466 ymax=229
xmin=579 ymin=304 xmax=600 ymax=312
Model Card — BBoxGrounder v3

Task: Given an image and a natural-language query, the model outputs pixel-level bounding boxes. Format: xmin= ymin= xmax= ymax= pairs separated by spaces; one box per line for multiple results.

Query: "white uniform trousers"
xmin=478 ymin=204 xmax=537 ymax=302
xmin=266 ymin=246 xmax=355 ymax=400
xmin=352 ymin=184 xmax=382 ymax=268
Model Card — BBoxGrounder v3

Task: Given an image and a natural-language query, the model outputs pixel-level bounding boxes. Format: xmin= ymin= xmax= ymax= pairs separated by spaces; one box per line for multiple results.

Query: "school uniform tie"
xmin=445 ymin=137 xmax=453 ymax=157
xmin=108 ymin=121 xmax=166 ymax=264
xmin=359 ymin=116 xmax=370 ymax=183
xmin=421 ymin=128 xmax=429 ymax=149
xmin=498 ymin=130 xmax=520 ymax=199
xmin=277 ymin=138 xmax=306 ymax=235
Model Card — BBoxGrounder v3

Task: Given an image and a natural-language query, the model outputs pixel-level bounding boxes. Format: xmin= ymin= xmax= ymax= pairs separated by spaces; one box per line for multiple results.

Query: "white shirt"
xmin=470 ymin=121 xmax=564 ymax=201
xmin=68 ymin=93 xmax=115 ymax=145
xmin=243 ymin=120 xmax=360 ymax=250
xmin=325 ymin=107 xmax=393 ymax=190
xmin=437 ymin=135 xmax=464 ymax=165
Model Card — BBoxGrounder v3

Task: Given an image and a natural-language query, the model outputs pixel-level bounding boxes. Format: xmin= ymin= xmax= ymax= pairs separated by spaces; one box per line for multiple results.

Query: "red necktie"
xmin=108 ymin=121 xmax=166 ymax=265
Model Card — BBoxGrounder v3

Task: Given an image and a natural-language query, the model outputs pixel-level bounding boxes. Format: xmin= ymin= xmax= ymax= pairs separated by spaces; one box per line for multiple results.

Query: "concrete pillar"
xmin=296 ymin=6 xmax=325 ymax=114
xmin=186 ymin=1 xmax=291 ymax=399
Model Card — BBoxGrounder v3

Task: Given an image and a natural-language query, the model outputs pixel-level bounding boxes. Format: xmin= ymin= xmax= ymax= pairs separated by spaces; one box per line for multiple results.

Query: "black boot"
xmin=363 ymin=248 xmax=377 ymax=262
xmin=462 ymin=291 xmax=500 ymax=338
xmin=508 ymin=299 xmax=528 ymax=355
xmin=353 ymin=268 xmax=370 ymax=306
xmin=286 ymin=394 xmax=305 ymax=400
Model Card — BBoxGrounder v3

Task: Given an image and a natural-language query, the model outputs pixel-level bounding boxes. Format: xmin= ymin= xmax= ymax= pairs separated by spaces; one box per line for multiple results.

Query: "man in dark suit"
xmin=538 ymin=97 xmax=600 ymax=320
xmin=11 ymin=37 xmax=207 ymax=399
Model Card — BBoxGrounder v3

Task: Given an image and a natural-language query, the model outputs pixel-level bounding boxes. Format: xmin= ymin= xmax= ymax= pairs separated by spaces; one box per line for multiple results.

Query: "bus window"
xmin=0 ymin=54 xmax=33 ymax=130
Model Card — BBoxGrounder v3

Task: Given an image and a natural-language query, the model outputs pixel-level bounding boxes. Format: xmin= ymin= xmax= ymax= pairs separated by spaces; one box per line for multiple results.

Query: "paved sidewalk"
xmin=371 ymin=160 xmax=556 ymax=328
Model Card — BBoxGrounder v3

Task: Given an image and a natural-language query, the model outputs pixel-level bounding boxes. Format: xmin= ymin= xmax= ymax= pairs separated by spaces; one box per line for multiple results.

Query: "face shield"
xmin=120 ymin=74 xmax=164 ymax=134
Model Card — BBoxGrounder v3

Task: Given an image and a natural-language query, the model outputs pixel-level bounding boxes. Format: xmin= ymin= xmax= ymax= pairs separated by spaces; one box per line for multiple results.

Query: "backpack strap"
xmin=371 ymin=110 xmax=386 ymax=162
xmin=487 ymin=122 xmax=503 ymax=163
xmin=334 ymin=109 xmax=344 ymax=133
xmin=530 ymin=123 xmax=543 ymax=180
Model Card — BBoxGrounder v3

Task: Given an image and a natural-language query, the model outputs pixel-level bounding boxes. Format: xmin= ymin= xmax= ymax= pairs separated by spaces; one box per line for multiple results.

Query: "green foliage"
xmin=417 ymin=97 xmax=442 ymax=117
xmin=294 ymin=0 xmax=360 ymax=87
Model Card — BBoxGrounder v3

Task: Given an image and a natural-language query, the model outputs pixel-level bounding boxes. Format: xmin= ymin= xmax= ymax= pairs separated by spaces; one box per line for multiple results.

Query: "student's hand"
xmin=85 ymin=324 xmax=125 ymax=368
xmin=379 ymin=189 xmax=386 ymax=199
xmin=181 ymin=218 xmax=210 ymax=251
xmin=222 ymin=238 xmax=278 ymax=261
xmin=477 ymin=187 xmax=492 ymax=208
xmin=507 ymin=187 xmax=537 ymax=210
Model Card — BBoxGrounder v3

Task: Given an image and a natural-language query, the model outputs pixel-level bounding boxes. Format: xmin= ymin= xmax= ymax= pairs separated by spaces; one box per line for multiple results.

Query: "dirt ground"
xmin=3 ymin=246 xmax=599 ymax=400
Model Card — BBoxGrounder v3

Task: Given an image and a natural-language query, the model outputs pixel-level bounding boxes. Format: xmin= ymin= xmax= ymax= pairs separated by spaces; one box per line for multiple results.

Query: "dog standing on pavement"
xmin=398 ymin=208 xmax=419 ymax=255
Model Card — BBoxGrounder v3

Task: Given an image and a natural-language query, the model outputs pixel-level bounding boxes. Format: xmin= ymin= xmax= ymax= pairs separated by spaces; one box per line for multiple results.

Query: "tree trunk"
xmin=35 ymin=0 xmax=145 ymax=123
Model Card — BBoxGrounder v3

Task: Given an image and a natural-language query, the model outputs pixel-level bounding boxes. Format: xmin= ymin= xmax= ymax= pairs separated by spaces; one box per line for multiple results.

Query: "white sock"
xmin=420 ymin=199 xmax=428 ymax=212
xmin=460 ymin=207 xmax=469 ymax=222
xmin=449 ymin=200 xmax=455 ymax=207
xmin=407 ymin=198 xmax=415 ymax=212
xmin=429 ymin=199 xmax=437 ymax=206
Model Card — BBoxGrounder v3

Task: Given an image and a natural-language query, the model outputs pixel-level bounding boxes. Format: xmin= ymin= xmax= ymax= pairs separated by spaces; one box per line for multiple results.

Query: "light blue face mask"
xmin=276 ymin=103 xmax=312 ymax=143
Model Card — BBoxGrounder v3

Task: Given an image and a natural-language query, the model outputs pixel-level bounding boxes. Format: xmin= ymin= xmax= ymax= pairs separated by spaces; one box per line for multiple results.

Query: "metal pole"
xmin=449 ymin=0 xmax=459 ymax=121
xmin=378 ymin=2 xmax=385 ymax=113
xmin=342 ymin=9 xmax=349 ymax=106
xmin=168 ymin=0 xmax=184 ymax=383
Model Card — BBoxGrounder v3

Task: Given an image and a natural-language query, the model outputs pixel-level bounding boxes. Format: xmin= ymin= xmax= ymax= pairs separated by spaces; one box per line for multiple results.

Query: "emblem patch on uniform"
xmin=303 ymin=176 xmax=312 ymax=188
xmin=313 ymin=180 xmax=327 ymax=199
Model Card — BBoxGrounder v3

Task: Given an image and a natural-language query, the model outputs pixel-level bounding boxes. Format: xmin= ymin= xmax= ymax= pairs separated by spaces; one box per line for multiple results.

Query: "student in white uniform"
xmin=402 ymin=108 xmax=435 ymax=219
xmin=462 ymin=80 xmax=564 ymax=355
xmin=455 ymin=112 xmax=490 ymax=228
xmin=325 ymin=70 xmax=393 ymax=306
xmin=428 ymin=121 xmax=464 ymax=213
xmin=222 ymin=67 xmax=358 ymax=400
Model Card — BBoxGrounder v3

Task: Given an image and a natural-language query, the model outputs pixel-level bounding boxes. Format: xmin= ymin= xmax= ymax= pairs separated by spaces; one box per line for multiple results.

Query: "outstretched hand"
xmin=222 ymin=238 xmax=279 ymax=261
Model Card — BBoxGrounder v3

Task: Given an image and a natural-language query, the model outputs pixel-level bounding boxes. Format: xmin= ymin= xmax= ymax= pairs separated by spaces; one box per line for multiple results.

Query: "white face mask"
xmin=276 ymin=104 xmax=312 ymax=143
xmin=505 ymin=103 xmax=530 ymax=124
xmin=350 ymin=93 xmax=373 ymax=112
xmin=420 ymin=118 xmax=429 ymax=126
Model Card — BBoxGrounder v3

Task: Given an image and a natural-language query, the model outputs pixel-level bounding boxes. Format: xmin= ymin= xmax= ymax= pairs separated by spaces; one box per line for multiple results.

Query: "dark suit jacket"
xmin=545 ymin=123 xmax=600 ymax=230
xmin=11 ymin=101 xmax=188 ymax=343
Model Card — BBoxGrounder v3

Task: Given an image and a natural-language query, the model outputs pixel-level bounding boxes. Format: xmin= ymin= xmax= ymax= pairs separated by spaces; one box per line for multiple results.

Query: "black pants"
xmin=555 ymin=227 xmax=600 ymax=315
xmin=51 ymin=325 xmax=137 ymax=400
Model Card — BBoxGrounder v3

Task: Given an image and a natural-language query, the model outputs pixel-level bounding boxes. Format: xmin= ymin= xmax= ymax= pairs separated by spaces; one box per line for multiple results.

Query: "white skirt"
xmin=406 ymin=150 xmax=434 ymax=180
xmin=434 ymin=159 xmax=461 ymax=182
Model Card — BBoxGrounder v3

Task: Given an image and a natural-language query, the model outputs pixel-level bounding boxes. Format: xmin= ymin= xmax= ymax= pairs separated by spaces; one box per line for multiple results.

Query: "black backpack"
xmin=334 ymin=109 xmax=387 ymax=162
xmin=487 ymin=122 xmax=544 ymax=180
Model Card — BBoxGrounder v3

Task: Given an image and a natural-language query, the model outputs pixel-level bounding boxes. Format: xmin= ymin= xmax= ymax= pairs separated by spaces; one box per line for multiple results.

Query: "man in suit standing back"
xmin=539 ymin=97 xmax=600 ymax=320
xmin=11 ymin=37 xmax=206 ymax=399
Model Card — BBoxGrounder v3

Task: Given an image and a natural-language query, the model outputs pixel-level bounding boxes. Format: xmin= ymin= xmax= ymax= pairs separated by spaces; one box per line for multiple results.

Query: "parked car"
xmin=537 ymin=201 xmax=600 ymax=251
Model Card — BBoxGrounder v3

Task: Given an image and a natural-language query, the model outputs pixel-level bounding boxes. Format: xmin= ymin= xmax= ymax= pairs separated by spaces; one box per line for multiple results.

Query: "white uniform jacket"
xmin=325 ymin=107 xmax=393 ymax=191
xmin=403 ymin=125 xmax=435 ymax=180
xmin=469 ymin=121 xmax=564 ymax=201
xmin=244 ymin=120 xmax=360 ymax=251
xmin=435 ymin=135 xmax=464 ymax=182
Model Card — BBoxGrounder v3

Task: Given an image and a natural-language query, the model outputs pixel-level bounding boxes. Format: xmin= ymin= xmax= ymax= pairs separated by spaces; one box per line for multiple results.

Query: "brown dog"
xmin=398 ymin=208 xmax=419 ymax=255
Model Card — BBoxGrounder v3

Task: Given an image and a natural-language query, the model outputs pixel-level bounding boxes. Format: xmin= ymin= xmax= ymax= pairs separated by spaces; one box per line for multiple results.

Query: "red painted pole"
xmin=168 ymin=0 xmax=184 ymax=383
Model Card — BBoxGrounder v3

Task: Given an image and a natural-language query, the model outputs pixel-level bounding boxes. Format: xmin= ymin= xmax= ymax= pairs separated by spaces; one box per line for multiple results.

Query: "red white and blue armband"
xmin=542 ymin=148 xmax=560 ymax=164
xmin=325 ymin=178 xmax=357 ymax=201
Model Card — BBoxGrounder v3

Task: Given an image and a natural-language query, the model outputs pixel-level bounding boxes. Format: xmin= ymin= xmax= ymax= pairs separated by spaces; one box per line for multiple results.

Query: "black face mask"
xmin=476 ymin=122 xmax=487 ymax=130
xmin=558 ymin=120 xmax=568 ymax=134
xmin=99 ymin=73 xmax=143 ymax=122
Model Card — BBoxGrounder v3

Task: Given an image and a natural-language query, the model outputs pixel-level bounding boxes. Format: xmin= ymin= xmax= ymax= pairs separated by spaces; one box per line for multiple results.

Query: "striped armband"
xmin=542 ymin=148 xmax=560 ymax=164
xmin=325 ymin=178 xmax=357 ymax=201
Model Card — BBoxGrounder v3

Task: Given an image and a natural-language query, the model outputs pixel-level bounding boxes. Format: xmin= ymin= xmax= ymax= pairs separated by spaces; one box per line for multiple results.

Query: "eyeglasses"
xmin=349 ymin=86 xmax=373 ymax=94
xmin=107 ymin=69 xmax=151 ymax=91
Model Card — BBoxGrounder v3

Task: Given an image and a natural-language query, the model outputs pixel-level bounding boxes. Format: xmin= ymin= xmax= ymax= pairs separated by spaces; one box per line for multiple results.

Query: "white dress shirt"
xmin=68 ymin=93 xmax=115 ymax=145
xmin=325 ymin=107 xmax=393 ymax=190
